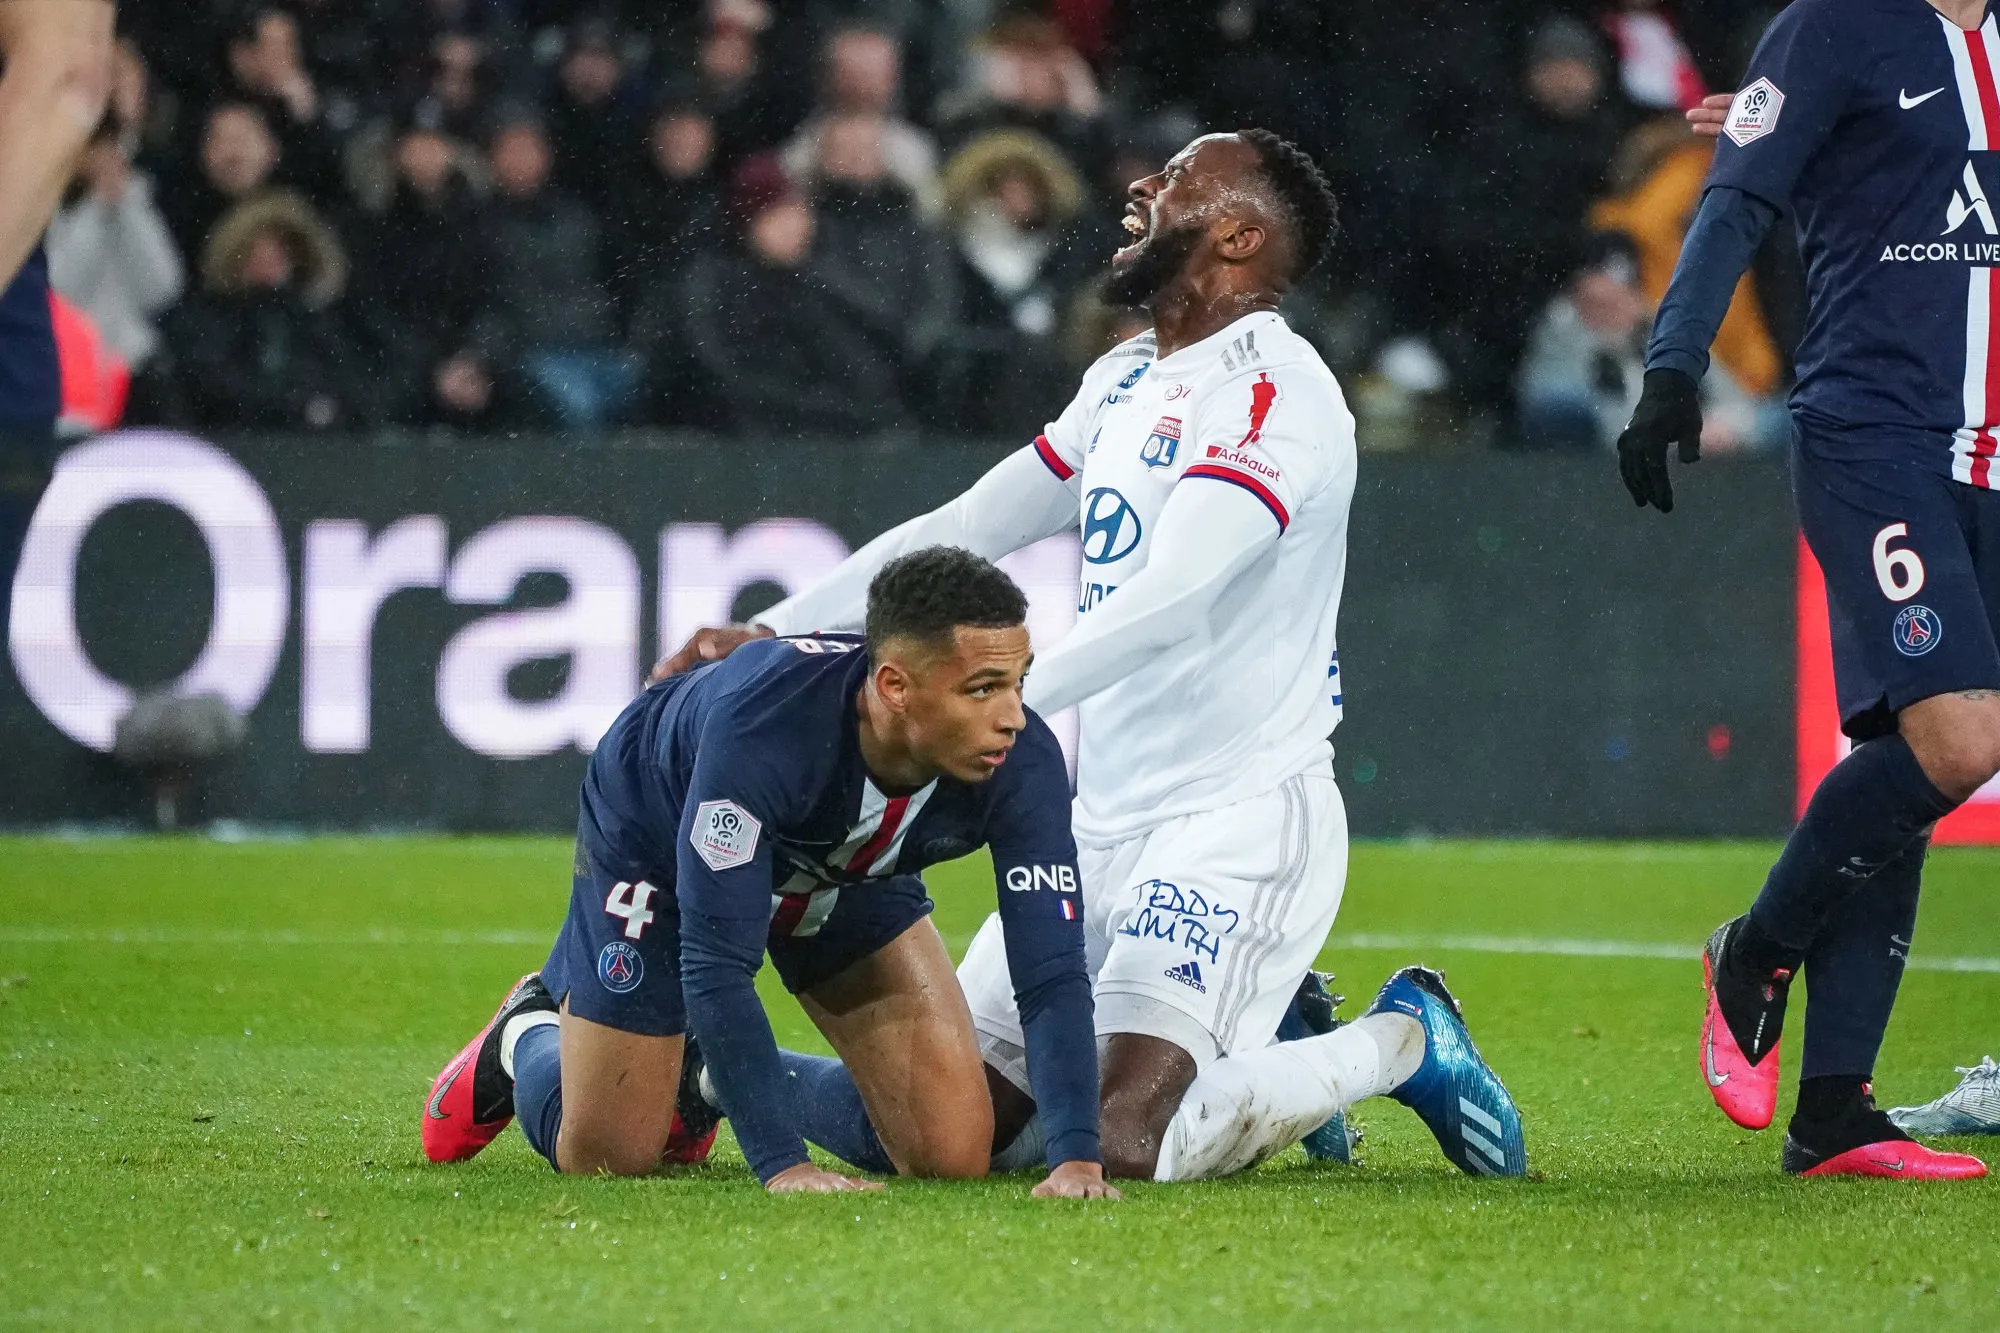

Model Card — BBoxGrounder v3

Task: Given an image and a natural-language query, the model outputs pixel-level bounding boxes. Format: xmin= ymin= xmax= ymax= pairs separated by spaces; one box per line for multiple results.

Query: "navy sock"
xmin=511 ymin=1021 xmax=565 ymax=1171
xmin=1747 ymin=735 xmax=1955 ymax=957
xmin=778 ymin=1050 xmax=895 ymax=1175
xmin=1798 ymin=834 xmax=1927 ymax=1083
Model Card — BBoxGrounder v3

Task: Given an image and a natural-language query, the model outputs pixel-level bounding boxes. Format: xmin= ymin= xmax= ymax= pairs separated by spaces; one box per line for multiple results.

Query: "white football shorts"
xmin=959 ymin=762 xmax=1347 ymax=1088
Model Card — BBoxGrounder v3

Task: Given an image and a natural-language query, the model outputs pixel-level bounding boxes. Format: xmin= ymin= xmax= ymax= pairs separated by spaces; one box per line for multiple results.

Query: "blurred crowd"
xmin=49 ymin=0 xmax=1797 ymax=449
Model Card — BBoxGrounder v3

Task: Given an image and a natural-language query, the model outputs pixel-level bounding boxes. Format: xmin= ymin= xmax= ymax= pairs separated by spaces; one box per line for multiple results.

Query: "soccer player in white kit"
xmin=664 ymin=130 xmax=1526 ymax=1182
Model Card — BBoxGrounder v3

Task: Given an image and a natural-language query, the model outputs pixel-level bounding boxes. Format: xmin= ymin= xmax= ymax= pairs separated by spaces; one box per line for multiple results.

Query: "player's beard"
xmin=1100 ymin=223 xmax=1203 ymax=310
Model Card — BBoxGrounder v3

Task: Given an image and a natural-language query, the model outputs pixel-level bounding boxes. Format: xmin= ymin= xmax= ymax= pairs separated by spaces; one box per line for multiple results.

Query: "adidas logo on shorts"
xmin=1164 ymin=960 xmax=1206 ymax=993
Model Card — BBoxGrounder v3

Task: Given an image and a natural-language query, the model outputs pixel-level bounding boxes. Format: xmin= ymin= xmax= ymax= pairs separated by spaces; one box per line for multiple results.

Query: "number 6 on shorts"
xmin=1872 ymin=523 xmax=1926 ymax=602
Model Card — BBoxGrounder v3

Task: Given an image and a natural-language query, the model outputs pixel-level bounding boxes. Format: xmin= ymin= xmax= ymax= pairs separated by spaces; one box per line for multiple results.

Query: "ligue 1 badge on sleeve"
xmin=1724 ymin=77 xmax=1784 ymax=147
xmin=693 ymin=799 xmax=762 ymax=871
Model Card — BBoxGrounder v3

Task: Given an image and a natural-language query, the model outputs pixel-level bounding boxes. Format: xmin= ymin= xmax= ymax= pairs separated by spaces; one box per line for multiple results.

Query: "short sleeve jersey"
xmin=1030 ymin=311 xmax=1358 ymax=843
xmin=1711 ymin=0 xmax=2000 ymax=485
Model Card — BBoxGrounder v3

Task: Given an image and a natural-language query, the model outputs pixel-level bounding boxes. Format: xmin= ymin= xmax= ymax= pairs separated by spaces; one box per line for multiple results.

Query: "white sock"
xmin=498 ymin=1010 xmax=559 ymax=1079
xmin=1154 ymin=1013 xmax=1424 ymax=1182
xmin=990 ymin=1113 xmax=1046 ymax=1173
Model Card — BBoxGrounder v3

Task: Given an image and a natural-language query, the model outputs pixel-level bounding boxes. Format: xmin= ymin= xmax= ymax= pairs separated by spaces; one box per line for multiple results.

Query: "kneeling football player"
xmin=422 ymin=547 xmax=1111 ymax=1198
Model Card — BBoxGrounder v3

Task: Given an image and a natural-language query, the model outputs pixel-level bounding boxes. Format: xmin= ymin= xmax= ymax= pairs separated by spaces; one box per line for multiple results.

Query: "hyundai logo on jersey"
xmin=1081 ymin=488 xmax=1143 ymax=564
xmin=1140 ymin=417 xmax=1182 ymax=468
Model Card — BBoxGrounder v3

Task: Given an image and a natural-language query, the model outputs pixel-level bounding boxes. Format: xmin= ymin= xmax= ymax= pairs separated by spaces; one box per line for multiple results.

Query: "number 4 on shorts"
xmin=605 ymin=880 xmax=658 ymax=940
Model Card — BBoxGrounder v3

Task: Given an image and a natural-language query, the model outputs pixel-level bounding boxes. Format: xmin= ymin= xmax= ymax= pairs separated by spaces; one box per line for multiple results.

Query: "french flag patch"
xmin=1060 ymin=900 xmax=1076 ymax=921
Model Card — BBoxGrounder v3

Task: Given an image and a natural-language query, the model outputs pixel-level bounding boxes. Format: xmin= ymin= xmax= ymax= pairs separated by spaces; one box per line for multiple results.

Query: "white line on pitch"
xmin=0 ymin=927 xmax=549 ymax=946
xmin=3 ymin=926 xmax=2000 ymax=974
xmin=1330 ymin=932 xmax=2000 ymax=974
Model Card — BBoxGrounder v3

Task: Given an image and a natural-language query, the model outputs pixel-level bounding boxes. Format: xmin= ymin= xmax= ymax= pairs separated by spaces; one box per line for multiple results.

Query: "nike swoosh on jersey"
xmin=427 ymin=1056 xmax=467 ymax=1119
xmin=1901 ymin=87 xmax=1946 ymax=109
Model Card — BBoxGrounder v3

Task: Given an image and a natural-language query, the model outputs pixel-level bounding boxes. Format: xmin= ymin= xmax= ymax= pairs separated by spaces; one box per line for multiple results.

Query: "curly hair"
xmin=865 ymin=546 xmax=1028 ymax=664
xmin=1238 ymin=127 xmax=1340 ymax=279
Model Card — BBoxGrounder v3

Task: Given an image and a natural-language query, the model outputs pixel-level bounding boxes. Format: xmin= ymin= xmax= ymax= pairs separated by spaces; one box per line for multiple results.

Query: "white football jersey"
xmin=1034 ymin=310 xmax=1356 ymax=843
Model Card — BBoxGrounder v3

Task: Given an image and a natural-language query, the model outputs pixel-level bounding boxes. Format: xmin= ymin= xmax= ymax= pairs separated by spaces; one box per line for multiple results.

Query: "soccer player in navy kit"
xmin=0 ymin=1 xmax=113 ymax=627
xmin=423 ymin=548 xmax=1112 ymax=1198
xmin=1620 ymin=0 xmax=1999 ymax=1178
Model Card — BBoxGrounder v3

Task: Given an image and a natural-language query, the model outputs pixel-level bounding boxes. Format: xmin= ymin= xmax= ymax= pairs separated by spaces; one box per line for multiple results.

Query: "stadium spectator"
xmin=401 ymin=32 xmax=511 ymax=144
xmin=1426 ymin=14 xmax=1628 ymax=414
xmin=160 ymin=102 xmax=284 ymax=261
xmin=219 ymin=9 xmax=348 ymax=202
xmin=1589 ymin=116 xmax=1785 ymax=402
xmin=692 ymin=2 xmax=796 ymax=166
xmin=348 ymin=123 xmax=485 ymax=424
xmin=163 ymin=191 xmax=374 ymax=429
xmin=544 ymin=16 xmax=640 ymax=214
xmin=1111 ymin=0 xmax=1340 ymax=164
xmin=286 ymin=0 xmax=383 ymax=127
xmin=805 ymin=112 xmax=954 ymax=378
xmin=614 ymin=99 xmax=726 ymax=320
xmin=1517 ymin=234 xmax=1768 ymax=452
xmin=780 ymin=24 xmax=940 ymax=217
xmin=1598 ymin=0 xmax=1709 ymax=112
xmin=461 ymin=113 xmax=632 ymax=428
xmin=673 ymin=156 xmax=911 ymax=438
xmin=932 ymin=128 xmax=1096 ymax=433
xmin=45 ymin=122 xmax=185 ymax=374
xmin=936 ymin=16 xmax=1108 ymax=176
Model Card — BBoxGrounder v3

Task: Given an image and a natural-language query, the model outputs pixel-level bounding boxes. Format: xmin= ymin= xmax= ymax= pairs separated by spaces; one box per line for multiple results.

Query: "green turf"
xmin=4 ymin=837 xmax=1999 ymax=1330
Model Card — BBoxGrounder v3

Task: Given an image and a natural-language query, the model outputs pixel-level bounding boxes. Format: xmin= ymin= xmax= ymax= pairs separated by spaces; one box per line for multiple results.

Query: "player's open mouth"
xmin=978 ymin=748 xmax=1010 ymax=770
xmin=1113 ymin=205 xmax=1150 ymax=263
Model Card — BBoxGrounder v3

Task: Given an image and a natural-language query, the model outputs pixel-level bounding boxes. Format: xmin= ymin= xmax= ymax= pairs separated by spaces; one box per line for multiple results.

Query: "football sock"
xmin=498 ymin=1009 xmax=560 ymax=1080
xmin=1154 ymin=1013 xmax=1422 ymax=1181
xmin=1788 ymin=1078 xmax=1911 ymax=1156
xmin=510 ymin=1020 xmax=565 ymax=1171
xmin=775 ymin=1050 xmax=896 ymax=1175
xmin=1746 ymin=736 xmax=1955 ymax=959
xmin=991 ymin=1113 xmax=1046 ymax=1173
xmin=1798 ymin=835 xmax=1926 ymax=1082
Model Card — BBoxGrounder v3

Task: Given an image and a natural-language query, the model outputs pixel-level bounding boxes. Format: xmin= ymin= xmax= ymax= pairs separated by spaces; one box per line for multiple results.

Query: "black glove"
xmin=1616 ymin=368 xmax=1703 ymax=513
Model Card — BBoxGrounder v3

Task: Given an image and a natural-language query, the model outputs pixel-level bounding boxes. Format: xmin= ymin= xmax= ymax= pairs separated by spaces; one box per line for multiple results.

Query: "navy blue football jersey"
xmin=1710 ymin=0 xmax=2000 ymax=484
xmin=0 ymin=245 xmax=58 ymax=428
xmin=581 ymin=632 xmax=1095 ymax=1179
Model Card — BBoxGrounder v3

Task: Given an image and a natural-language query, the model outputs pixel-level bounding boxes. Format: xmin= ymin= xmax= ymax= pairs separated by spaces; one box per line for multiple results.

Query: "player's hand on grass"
xmin=764 ymin=1163 xmax=884 ymax=1194
xmin=1030 ymin=1160 xmax=1120 ymax=1200
xmin=1687 ymin=93 xmax=1731 ymax=138
xmin=1616 ymin=368 xmax=1704 ymax=513
xmin=648 ymin=623 xmax=776 ymax=683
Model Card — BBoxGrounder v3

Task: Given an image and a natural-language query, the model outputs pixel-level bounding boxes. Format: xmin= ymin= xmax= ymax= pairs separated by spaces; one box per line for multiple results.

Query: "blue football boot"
xmin=1365 ymin=966 xmax=1527 ymax=1177
xmin=1275 ymin=970 xmax=1361 ymax=1163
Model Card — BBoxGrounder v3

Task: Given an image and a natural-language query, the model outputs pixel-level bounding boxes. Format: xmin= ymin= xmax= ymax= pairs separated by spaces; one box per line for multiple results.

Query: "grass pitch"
xmin=3 ymin=836 xmax=1998 ymax=1330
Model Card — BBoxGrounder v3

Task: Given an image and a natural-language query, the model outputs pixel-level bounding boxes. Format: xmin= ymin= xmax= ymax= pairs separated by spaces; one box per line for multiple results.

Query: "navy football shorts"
xmin=1794 ymin=427 xmax=2000 ymax=740
xmin=540 ymin=817 xmax=935 ymax=1037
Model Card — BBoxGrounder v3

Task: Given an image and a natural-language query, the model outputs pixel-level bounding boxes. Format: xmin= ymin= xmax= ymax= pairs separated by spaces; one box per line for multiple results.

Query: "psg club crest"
xmin=1140 ymin=417 xmax=1182 ymax=468
xmin=1893 ymin=605 xmax=1941 ymax=657
xmin=598 ymin=940 xmax=644 ymax=993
